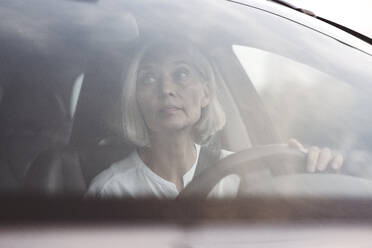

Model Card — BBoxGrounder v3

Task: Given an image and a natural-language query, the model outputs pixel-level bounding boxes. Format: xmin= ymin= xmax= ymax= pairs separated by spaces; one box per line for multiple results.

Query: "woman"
xmin=86 ymin=40 xmax=343 ymax=199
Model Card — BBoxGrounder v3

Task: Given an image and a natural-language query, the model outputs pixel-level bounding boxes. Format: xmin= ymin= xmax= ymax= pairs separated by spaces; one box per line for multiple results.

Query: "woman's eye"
xmin=173 ymin=68 xmax=190 ymax=82
xmin=139 ymin=73 xmax=157 ymax=85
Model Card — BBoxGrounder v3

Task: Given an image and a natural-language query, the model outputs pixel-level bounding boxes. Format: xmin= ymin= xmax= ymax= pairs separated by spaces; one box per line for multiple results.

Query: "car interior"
xmin=1 ymin=0 xmax=372 ymax=199
xmin=0 ymin=11 xmax=282 ymax=197
xmin=2 ymin=2 xmax=372 ymax=247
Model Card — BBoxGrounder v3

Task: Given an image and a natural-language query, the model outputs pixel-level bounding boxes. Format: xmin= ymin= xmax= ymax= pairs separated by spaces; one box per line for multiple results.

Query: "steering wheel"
xmin=177 ymin=145 xmax=372 ymax=199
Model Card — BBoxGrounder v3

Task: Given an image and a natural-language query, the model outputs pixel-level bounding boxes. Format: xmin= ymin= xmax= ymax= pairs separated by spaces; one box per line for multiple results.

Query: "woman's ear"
xmin=201 ymin=83 xmax=211 ymax=108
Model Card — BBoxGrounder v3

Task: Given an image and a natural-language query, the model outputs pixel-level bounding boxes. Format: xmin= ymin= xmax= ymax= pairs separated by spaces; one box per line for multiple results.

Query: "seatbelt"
xmin=194 ymin=144 xmax=221 ymax=177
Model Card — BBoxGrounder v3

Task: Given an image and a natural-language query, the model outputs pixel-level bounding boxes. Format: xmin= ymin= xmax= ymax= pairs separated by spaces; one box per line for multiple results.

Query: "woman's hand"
xmin=288 ymin=138 xmax=343 ymax=172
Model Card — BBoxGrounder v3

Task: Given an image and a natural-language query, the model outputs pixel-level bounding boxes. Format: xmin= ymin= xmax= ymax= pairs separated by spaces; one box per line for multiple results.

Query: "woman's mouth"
xmin=160 ymin=105 xmax=182 ymax=114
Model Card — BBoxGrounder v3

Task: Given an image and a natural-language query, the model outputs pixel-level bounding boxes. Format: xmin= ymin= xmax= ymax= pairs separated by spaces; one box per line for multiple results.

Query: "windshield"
xmin=1 ymin=0 xmax=372 ymax=200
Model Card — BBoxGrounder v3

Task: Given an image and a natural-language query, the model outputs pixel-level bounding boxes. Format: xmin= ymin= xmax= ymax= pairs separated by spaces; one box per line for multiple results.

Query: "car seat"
xmin=0 ymin=84 xmax=71 ymax=192
xmin=23 ymin=142 xmax=134 ymax=196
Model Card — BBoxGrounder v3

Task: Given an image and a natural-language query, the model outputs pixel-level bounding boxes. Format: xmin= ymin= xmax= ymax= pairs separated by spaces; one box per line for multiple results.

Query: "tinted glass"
xmin=1 ymin=0 xmax=372 ymax=198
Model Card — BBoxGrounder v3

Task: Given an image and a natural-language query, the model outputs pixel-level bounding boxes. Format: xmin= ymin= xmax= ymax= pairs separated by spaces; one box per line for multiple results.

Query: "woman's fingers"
xmin=307 ymin=146 xmax=320 ymax=172
xmin=287 ymin=139 xmax=344 ymax=172
xmin=288 ymin=138 xmax=304 ymax=150
xmin=306 ymin=146 xmax=343 ymax=172
xmin=331 ymin=153 xmax=344 ymax=170
xmin=316 ymin=147 xmax=332 ymax=171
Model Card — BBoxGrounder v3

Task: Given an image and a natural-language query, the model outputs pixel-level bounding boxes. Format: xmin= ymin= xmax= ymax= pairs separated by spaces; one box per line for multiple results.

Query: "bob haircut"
xmin=121 ymin=39 xmax=226 ymax=147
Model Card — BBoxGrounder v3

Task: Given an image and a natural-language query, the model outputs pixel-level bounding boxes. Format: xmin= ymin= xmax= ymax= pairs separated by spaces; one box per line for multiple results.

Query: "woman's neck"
xmin=139 ymin=133 xmax=197 ymax=192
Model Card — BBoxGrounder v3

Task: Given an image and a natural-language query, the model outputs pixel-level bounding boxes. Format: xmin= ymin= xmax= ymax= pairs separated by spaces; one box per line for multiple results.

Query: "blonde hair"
xmin=121 ymin=40 xmax=225 ymax=147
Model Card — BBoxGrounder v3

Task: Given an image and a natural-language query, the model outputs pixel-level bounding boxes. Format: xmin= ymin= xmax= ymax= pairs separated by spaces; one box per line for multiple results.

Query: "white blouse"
xmin=86 ymin=145 xmax=240 ymax=199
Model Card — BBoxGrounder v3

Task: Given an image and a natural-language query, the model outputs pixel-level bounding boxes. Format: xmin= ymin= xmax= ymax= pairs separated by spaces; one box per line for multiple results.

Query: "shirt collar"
xmin=135 ymin=144 xmax=201 ymax=191
xmin=183 ymin=144 xmax=200 ymax=187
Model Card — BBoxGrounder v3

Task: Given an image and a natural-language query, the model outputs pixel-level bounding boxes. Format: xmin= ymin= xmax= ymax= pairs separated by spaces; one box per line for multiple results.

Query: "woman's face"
xmin=136 ymin=49 xmax=210 ymax=136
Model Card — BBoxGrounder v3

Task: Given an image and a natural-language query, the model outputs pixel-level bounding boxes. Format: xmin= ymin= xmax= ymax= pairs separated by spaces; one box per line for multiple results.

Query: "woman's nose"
xmin=159 ymin=75 xmax=176 ymax=96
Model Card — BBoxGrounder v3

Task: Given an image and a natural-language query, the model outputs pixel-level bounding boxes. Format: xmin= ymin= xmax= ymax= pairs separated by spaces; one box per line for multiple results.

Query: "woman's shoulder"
xmin=85 ymin=151 xmax=140 ymax=196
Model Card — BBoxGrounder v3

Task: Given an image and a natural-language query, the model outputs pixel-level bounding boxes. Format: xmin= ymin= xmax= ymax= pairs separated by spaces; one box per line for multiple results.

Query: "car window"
xmin=234 ymin=45 xmax=372 ymax=185
xmin=1 ymin=0 xmax=372 ymax=199
xmin=234 ymin=45 xmax=371 ymax=149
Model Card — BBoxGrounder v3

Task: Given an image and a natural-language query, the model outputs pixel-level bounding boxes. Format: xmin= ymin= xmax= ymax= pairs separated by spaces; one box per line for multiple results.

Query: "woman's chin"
xmin=154 ymin=120 xmax=192 ymax=134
